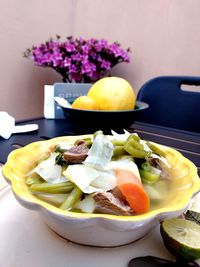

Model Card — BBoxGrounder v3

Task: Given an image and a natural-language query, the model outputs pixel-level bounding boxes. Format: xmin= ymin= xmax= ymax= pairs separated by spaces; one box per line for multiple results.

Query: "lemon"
xmin=160 ymin=218 xmax=200 ymax=261
xmin=71 ymin=96 xmax=99 ymax=110
xmin=87 ymin=77 xmax=136 ymax=111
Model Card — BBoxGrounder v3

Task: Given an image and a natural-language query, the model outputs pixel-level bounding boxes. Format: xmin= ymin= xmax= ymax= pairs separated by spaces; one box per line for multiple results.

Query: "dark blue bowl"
xmin=58 ymin=101 xmax=149 ymax=132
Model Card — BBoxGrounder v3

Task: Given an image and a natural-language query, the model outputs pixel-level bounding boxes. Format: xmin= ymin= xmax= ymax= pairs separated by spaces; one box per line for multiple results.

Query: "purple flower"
xmin=64 ymin=42 xmax=75 ymax=52
xmin=81 ymin=44 xmax=90 ymax=55
xmin=51 ymin=51 xmax=62 ymax=67
xmin=81 ymin=60 xmax=96 ymax=74
xmin=69 ymin=64 xmax=77 ymax=73
xmin=24 ymin=36 xmax=131 ymax=83
xmin=109 ymin=44 xmax=124 ymax=57
xmin=48 ymin=41 xmax=59 ymax=51
xmin=62 ymin=57 xmax=71 ymax=67
xmin=101 ymin=60 xmax=111 ymax=70
xmin=94 ymin=39 xmax=108 ymax=52
xmin=121 ymin=51 xmax=130 ymax=62
xmin=71 ymin=53 xmax=83 ymax=61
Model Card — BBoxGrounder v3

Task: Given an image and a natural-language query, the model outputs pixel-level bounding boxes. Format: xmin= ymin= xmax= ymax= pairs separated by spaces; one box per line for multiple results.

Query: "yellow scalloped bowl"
xmin=2 ymin=135 xmax=200 ymax=247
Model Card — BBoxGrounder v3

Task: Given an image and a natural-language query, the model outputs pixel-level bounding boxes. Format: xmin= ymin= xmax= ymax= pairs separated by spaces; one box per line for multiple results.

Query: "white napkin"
xmin=0 ymin=112 xmax=39 ymax=139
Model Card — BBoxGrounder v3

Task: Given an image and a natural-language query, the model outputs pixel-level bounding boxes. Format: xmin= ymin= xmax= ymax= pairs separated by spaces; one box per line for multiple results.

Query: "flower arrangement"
xmin=24 ymin=36 xmax=131 ymax=83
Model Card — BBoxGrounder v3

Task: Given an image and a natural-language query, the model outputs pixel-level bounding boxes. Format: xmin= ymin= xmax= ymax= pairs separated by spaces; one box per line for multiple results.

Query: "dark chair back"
xmin=136 ymin=76 xmax=200 ymax=133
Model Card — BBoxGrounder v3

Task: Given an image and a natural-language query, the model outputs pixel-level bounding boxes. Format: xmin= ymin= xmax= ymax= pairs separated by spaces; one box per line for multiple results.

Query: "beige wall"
xmin=1 ymin=0 xmax=200 ymax=120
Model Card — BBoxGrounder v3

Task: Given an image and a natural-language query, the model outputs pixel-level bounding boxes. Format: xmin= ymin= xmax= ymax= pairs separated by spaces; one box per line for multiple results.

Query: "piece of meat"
xmin=93 ymin=191 xmax=134 ymax=216
xmin=63 ymin=142 xmax=89 ymax=164
xmin=74 ymin=139 xmax=86 ymax=146
xmin=110 ymin=186 xmax=126 ymax=201
xmin=148 ymin=157 xmax=170 ymax=179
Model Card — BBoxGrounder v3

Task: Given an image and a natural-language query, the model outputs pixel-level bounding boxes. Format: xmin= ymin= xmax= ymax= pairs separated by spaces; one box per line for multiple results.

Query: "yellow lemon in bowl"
xmin=71 ymin=95 xmax=99 ymax=110
xmin=87 ymin=77 xmax=136 ymax=110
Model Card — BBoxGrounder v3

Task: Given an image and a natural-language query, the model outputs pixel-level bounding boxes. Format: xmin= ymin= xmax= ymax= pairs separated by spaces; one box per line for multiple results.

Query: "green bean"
xmin=26 ymin=173 xmax=44 ymax=185
xmin=60 ymin=186 xmax=83 ymax=210
xmin=29 ymin=181 xmax=74 ymax=194
xmin=139 ymin=169 xmax=160 ymax=184
xmin=123 ymin=133 xmax=148 ymax=158
xmin=129 ymin=139 xmax=144 ymax=151
xmin=111 ymin=140 xmax=126 ymax=146
xmin=112 ymin=146 xmax=128 ymax=157
xmin=141 ymin=161 xmax=150 ymax=171
xmin=146 ymin=141 xmax=166 ymax=157
xmin=139 ymin=161 xmax=161 ymax=184
xmin=123 ymin=140 xmax=147 ymax=158
xmin=127 ymin=134 xmax=140 ymax=142
xmin=124 ymin=145 xmax=146 ymax=158
xmin=42 ymin=186 xmax=74 ymax=194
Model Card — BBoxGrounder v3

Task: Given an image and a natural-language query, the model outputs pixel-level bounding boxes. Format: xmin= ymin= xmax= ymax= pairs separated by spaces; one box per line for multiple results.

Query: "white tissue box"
xmin=44 ymin=83 xmax=92 ymax=119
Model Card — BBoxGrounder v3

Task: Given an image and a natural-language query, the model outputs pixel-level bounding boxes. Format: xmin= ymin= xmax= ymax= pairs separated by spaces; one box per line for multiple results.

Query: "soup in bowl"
xmin=2 ymin=130 xmax=200 ymax=247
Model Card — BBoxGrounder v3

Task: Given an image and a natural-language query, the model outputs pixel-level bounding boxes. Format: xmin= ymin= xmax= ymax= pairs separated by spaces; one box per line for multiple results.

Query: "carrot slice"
xmin=115 ymin=169 xmax=150 ymax=214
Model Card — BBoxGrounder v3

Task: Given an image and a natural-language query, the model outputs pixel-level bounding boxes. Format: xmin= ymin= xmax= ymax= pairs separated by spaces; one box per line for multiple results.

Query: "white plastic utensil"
xmin=12 ymin=124 xmax=39 ymax=134
xmin=0 ymin=112 xmax=38 ymax=139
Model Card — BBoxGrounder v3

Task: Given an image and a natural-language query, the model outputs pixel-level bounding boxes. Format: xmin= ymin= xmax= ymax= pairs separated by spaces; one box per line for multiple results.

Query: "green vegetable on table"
xmin=160 ymin=218 xmax=200 ymax=261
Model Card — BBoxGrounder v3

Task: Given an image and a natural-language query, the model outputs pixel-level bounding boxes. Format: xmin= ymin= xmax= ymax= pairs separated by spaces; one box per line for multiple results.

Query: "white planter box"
xmin=44 ymin=83 xmax=92 ymax=119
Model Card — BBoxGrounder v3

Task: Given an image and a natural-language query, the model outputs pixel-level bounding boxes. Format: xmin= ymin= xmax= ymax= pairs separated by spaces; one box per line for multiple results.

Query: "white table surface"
xmin=0 ymin=185 xmax=175 ymax=267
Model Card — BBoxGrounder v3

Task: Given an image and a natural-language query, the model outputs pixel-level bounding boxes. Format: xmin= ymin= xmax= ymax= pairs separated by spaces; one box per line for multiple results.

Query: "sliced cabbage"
xmin=33 ymin=153 xmax=67 ymax=184
xmin=74 ymin=195 xmax=96 ymax=213
xmin=108 ymin=156 xmax=141 ymax=181
xmin=90 ymin=170 xmax=117 ymax=190
xmin=84 ymin=134 xmax=114 ymax=170
xmin=63 ymin=164 xmax=117 ymax=194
